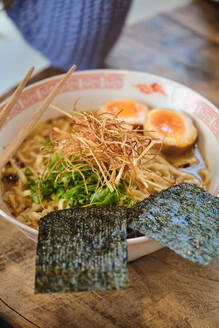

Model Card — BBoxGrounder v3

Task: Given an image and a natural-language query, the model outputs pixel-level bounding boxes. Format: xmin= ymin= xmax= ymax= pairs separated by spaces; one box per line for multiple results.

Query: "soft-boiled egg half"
xmin=97 ymin=99 xmax=148 ymax=125
xmin=144 ymin=109 xmax=198 ymax=153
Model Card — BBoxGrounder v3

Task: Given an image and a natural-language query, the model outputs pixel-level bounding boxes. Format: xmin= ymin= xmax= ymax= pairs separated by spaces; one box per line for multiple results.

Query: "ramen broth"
xmin=0 ymin=113 xmax=211 ymax=229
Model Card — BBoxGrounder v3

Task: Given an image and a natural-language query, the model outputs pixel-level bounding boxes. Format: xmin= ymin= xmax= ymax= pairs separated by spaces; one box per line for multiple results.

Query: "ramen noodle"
xmin=0 ymin=112 xmax=211 ymax=229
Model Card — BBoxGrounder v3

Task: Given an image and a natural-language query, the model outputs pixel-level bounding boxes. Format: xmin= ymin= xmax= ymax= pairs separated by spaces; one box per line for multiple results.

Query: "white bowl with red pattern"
xmin=0 ymin=69 xmax=218 ymax=261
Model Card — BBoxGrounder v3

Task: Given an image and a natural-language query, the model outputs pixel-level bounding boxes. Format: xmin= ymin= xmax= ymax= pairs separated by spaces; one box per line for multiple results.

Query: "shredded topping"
xmin=45 ymin=111 xmax=163 ymax=196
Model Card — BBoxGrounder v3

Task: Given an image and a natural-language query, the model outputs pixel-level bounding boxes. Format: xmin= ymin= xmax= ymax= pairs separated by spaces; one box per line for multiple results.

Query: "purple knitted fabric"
xmin=7 ymin=0 xmax=132 ymax=71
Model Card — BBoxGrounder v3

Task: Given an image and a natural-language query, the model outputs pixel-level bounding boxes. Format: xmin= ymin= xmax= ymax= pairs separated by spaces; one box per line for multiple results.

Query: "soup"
xmin=0 ymin=101 xmax=211 ymax=229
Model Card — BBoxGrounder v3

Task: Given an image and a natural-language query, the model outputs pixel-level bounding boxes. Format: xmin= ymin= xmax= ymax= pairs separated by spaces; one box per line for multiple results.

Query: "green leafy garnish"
xmin=24 ymin=168 xmax=32 ymax=177
xmin=26 ymin=111 xmax=164 ymax=209
xmin=44 ymin=138 xmax=53 ymax=148
xmin=26 ymin=153 xmax=135 ymax=208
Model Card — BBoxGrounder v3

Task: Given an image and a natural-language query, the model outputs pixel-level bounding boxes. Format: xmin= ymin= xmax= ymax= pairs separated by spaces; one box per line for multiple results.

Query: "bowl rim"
xmin=0 ymin=68 xmax=218 ymax=245
xmin=1 ymin=68 xmax=218 ymax=112
xmin=0 ymin=208 xmax=150 ymax=245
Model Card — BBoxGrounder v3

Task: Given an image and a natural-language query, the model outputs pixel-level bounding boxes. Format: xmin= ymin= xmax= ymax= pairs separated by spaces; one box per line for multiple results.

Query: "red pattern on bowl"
xmin=0 ymin=69 xmax=218 ymax=260
xmin=0 ymin=73 xmax=124 ymax=130
xmin=133 ymin=82 xmax=167 ymax=96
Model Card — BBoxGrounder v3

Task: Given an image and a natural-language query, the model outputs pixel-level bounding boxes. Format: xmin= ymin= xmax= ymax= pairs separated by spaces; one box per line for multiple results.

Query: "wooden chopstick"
xmin=0 ymin=64 xmax=77 ymax=169
xmin=49 ymin=104 xmax=73 ymax=119
xmin=0 ymin=66 xmax=34 ymax=129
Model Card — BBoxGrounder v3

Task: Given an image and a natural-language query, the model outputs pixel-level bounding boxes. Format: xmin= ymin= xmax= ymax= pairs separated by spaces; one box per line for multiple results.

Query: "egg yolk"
xmin=106 ymin=100 xmax=144 ymax=118
xmin=151 ymin=110 xmax=185 ymax=139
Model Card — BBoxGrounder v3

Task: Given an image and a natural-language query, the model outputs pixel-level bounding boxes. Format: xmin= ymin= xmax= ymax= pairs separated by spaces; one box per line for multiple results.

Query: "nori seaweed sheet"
xmin=128 ymin=183 xmax=219 ymax=265
xmin=35 ymin=182 xmax=219 ymax=294
xmin=35 ymin=207 xmax=128 ymax=293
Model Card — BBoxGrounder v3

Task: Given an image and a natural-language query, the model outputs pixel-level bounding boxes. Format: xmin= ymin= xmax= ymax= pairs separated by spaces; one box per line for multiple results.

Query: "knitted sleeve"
xmin=6 ymin=0 xmax=132 ymax=71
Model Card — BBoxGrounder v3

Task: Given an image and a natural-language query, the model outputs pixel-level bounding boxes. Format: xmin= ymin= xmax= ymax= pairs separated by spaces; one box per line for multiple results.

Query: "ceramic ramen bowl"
xmin=0 ymin=69 xmax=218 ymax=262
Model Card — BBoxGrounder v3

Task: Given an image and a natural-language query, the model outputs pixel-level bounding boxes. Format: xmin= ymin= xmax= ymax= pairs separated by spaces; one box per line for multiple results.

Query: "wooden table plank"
xmin=0 ymin=301 xmax=38 ymax=328
xmin=107 ymin=7 xmax=219 ymax=107
xmin=0 ymin=218 xmax=219 ymax=328
xmin=1 ymin=2 xmax=218 ymax=108
xmin=0 ymin=1 xmax=219 ymax=327
xmin=0 ymin=219 xmax=219 ymax=328
xmin=165 ymin=0 xmax=219 ymax=44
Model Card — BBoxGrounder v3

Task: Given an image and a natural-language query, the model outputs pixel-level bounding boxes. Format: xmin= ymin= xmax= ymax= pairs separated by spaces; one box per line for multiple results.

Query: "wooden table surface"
xmin=0 ymin=1 xmax=219 ymax=327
